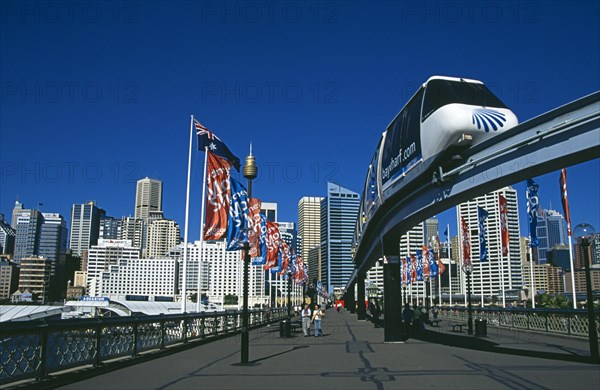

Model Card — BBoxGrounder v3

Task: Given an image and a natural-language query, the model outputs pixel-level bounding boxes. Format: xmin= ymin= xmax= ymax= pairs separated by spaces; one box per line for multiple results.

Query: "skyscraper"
xmin=260 ymin=202 xmax=277 ymax=223
xmin=535 ymin=209 xmax=568 ymax=264
xmin=320 ymin=182 xmax=360 ymax=294
xmin=69 ymin=202 xmax=102 ymax=256
xmin=0 ymin=216 xmax=16 ymax=255
xmin=456 ymin=187 xmax=523 ymax=303
xmin=147 ymin=219 xmax=181 ymax=258
xmin=13 ymin=208 xmax=42 ymax=263
xmin=135 ymin=178 xmax=163 ymax=221
xmin=297 ymin=196 xmax=324 ymax=282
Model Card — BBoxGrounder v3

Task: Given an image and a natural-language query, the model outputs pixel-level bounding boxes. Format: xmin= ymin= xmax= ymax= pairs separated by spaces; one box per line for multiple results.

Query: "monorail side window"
xmin=422 ymin=79 xmax=507 ymax=121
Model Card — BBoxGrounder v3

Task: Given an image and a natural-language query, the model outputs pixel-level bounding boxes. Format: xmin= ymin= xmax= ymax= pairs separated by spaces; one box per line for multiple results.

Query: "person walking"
xmin=312 ymin=304 xmax=325 ymax=337
xmin=301 ymin=304 xmax=312 ymax=337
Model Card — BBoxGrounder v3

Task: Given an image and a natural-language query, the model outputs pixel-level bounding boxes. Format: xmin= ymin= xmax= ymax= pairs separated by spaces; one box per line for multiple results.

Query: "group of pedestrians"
xmin=401 ymin=302 xmax=435 ymax=339
xmin=301 ymin=303 xmax=326 ymax=337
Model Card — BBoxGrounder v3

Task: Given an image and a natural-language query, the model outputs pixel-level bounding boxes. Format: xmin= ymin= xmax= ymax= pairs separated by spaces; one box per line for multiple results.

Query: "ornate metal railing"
xmin=439 ymin=306 xmax=600 ymax=338
xmin=0 ymin=308 xmax=285 ymax=386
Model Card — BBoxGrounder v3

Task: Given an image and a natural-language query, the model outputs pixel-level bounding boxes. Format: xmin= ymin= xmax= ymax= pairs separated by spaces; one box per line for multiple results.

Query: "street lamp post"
xmin=241 ymin=149 xmax=258 ymax=365
xmin=287 ymin=271 xmax=292 ymax=319
xmin=574 ymin=223 xmax=599 ymax=363
xmin=462 ymin=264 xmax=474 ymax=335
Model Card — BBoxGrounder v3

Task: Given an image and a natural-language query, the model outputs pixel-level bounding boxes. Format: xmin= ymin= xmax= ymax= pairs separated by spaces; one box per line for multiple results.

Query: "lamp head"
xmin=573 ymin=223 xmax=596 ymax=244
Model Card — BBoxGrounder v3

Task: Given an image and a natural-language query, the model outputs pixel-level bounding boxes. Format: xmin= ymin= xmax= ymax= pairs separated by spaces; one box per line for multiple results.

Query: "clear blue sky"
xmin=1 ymin=1 xmax=599 ymax=241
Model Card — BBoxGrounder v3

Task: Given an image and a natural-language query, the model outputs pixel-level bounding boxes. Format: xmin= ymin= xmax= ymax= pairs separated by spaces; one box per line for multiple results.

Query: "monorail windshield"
xmin=422 ymin=79 xmax=507 ymax=121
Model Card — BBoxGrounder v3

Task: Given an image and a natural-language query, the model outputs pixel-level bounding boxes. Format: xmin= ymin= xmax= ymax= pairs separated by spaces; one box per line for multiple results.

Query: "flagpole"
xmin=197 ymin=146 xmax=209 ymax=313
xmin=567 ymin=234 xmax=577 ymax=308
xmin=529 ymin=241 xmax=536 ymax=308
xmin=497 ymin=201 xmax=506 ymax=307
xmin=181 ymin=115 xmax=194 ymax=313
xmin=447 ymin=224 xmax=452 ymax=307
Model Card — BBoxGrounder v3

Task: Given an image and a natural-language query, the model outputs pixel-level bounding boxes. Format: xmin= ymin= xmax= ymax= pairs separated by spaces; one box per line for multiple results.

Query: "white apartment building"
xmin=172 ymin=240 xmax=267 ymax=307
xmin=86 ymin=239 xmax=140 ymax=297
xmin=456 ymin=187 xmax=523 ymax=306
xmin=98 ymin=257 xmax=177 ymax=298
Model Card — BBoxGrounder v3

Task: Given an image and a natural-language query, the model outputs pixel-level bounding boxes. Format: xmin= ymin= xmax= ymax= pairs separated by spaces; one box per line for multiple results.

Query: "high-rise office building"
xmin=13 ymin=207 xmax=42 ymax=263
xmin=147 ymin=219 xmax=181 ymax=258
xmin=260 ymin=202 xmax=277 ymax=223
xmin=0 ymin=216 xmax=16 ymax=255
xmin=18 ymin=256 xmax=53 ymax=303
xmin=456 ymin=187 xmax=523 ymax=303
xmin=119 ymin=217 xmax=145 ymax=249
xmin=0 ymin=257 xmax=19 ymax=299
xmin=11 ymin=200 xmax=26 ymax=228
xmin=99 ymin=215 xmax=120 ymax=239
xmin=38 ymin=213 xmax=68 ymax=267
xmin=134 ymin=178 xmax=163 ymax=221
xmin=298 ymin=196 xmax=324 ymax=282
xmin=320 ymin=182 xmax=360 ymax=294
xmin=535 ymin=209 xmax=568 ymax=264
xmin=424 ymin=218 xmax=439 ymax=246
xmin=69 ymin=202 xmax=102 ymax=256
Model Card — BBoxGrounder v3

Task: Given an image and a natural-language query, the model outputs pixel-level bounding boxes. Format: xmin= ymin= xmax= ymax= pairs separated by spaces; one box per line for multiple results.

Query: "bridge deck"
xmin=29 ymin=309 xmax=600 ymax=390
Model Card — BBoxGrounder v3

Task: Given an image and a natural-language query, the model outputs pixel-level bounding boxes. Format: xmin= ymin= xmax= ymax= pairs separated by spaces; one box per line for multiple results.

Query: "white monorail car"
xmin=354 ymin=76 xmax=519 ymax=250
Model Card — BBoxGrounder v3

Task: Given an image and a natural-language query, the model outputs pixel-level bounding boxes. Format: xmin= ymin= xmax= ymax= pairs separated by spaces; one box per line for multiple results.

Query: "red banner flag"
xmin=499 ymin=195 xmax=510 ymax=256
xmin=278 ymin=241 xmax=291 ymax=275
xmin=204 ymin=152 xmax=231 ymax=241
xmin=263 ymin=221 xmax=280 ymax=269
xmin=461 ymin=217 xmax=471 ymax=268
xmin=559 ymin=168 xmax=572 ymax=236
xmin=422 ymin=245 xmax=431 ymax=278
xmin=401 ymin=257 xmax=408 ymax=284
xmin=410 ymin=254 xmax=417 ymax=282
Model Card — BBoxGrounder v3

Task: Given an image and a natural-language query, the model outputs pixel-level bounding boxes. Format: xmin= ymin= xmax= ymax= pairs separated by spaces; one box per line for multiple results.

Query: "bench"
xmin=430 ymin=319 xmax=442 ymax=327
xmin=450 ymin=323 xmax=467 ymax=333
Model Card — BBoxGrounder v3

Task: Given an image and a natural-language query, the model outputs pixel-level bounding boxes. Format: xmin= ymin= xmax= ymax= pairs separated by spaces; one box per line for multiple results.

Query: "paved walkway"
xmin=32 ymin=309 xmax=600 ymax=389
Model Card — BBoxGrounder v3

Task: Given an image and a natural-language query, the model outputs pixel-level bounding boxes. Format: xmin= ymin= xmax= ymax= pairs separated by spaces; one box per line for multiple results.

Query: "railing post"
xmin=94 ymin=319 xmax=102 ymax=367
xmin=160 ymin=314 xmax=166 ymax=351
xmin=132 ymin=316 xmax=139 ymax=357
xmin=182 ymin=316 xmax=188 ymax=344
xmin=36 ymin=320 xmax=49 ymax=381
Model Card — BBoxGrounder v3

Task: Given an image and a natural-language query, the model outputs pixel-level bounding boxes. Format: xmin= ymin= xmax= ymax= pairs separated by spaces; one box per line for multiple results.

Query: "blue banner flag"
xmin=416 ymin=250 xmax=423 ymax=281
xmin=405 ymin=256 xmax=411 ymax=285
xmin=251 ymin=214 xmax=267 ymax=266
xmin=526 ymin=178 xmax=540 ymax=247
xmin=478 ymin=207 xmax=489 ymax=262
xmin=429 ymin=246 xmax=438 ymax=277
xmin=194 ymin=118 xmax=241 ymax=171
xmin=226 ymin=178 xmax=249 ymax=251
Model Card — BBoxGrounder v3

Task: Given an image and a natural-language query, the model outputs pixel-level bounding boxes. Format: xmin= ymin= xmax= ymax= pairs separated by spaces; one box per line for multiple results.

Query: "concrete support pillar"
xmin=357 ymin=273 xmax=366 ymax=320
xmin=383 ymin=258 xmax=403 ymax=342
xmin=347 ymin=283 xmax=356 ymax=313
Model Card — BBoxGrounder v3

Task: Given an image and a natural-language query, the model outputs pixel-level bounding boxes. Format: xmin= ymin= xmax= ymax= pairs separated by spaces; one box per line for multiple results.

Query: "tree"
xmin=224 ymin=294 xmax=238 ymax=305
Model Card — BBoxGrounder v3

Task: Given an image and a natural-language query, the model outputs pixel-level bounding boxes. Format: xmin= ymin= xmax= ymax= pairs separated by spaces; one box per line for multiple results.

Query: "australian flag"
xmin=194 ymin=118 xmax=241 ymax=171
xmin=526 ymin=178 xmax=540 ymax=247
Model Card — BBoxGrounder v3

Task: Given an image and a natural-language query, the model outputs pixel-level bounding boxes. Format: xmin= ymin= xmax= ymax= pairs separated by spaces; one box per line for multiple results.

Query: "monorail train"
xmin=353 ymin=76 xmax=519 ymax=251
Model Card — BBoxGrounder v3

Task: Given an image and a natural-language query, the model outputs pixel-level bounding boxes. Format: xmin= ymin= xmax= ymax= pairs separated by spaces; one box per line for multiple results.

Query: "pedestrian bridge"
xmin=3 ymin=308 xmax=598 ymax=390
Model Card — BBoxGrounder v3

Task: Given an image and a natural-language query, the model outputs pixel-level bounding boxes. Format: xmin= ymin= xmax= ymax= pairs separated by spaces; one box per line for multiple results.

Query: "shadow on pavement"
xmin=415 ymin=330 xmax=594 ymax=364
